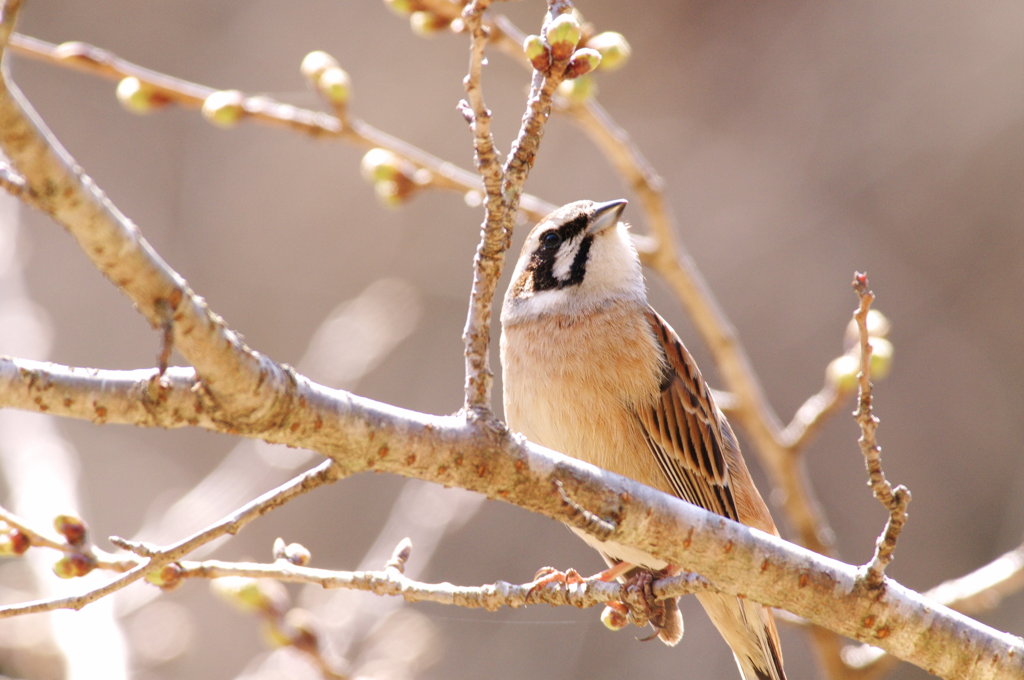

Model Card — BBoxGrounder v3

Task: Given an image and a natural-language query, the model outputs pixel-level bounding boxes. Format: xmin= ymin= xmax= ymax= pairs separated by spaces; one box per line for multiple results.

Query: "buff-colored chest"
xmin=500 ymin=302 xmax=670 ymax=491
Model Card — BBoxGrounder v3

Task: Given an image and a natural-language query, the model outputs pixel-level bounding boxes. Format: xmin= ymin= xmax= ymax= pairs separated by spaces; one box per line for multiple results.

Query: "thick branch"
xmin=0 ymin=356 xmax=1020 ymax=680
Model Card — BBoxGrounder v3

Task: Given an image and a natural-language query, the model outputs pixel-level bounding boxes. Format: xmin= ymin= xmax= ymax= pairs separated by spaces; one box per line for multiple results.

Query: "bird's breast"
xmin=500 ymin=303 xmax=669 ymax=490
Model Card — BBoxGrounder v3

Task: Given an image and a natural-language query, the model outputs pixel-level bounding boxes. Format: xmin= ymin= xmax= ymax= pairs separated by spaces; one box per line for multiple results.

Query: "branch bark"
xmin=1 ymin=356 xmax=1021 ymax=679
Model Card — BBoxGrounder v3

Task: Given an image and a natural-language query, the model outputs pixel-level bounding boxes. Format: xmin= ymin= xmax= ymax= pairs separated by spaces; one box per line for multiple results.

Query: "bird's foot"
xmin=527 ymin=566 xmax=586 ymax=597
xmin=622 ymin=569 xmax=683 ymax=645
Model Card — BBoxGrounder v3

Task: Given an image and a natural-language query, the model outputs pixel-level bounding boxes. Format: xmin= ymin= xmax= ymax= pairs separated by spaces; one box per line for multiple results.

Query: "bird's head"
xmin=501 ymin=199 xmax=645 ymax=324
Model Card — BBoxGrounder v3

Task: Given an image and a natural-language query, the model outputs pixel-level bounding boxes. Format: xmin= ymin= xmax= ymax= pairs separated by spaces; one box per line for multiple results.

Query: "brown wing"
xmin=637 ymin=307 xmax=777 ymax=535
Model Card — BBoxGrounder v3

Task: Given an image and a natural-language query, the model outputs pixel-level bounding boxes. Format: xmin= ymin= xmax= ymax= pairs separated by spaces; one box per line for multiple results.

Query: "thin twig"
xmin=0 ymin=460 xmax=344 ymax=618
xmin=781 ymin=383 xmax=846 ymax=450
xmin=852 ymin=272 xmax=910 ymax=587
xmin=0 ymin=506 xmax=135 ymax=571
xmin=177 ymin=556 xmax=714 ymax=613
xmin=6 ymin=32 xmax=554 ymax=221
xmin=459 ymin=0 xmax=571 ymax=413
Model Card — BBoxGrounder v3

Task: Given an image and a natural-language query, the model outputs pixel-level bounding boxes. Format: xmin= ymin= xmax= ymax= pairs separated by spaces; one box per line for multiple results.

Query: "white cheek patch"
xmin=551 ymin=237 xmax=581 ymax=282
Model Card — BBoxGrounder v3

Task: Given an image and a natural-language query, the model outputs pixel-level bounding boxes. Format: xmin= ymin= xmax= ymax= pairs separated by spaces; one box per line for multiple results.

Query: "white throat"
xmin=502 ymin=224 xmax=647 ymax=325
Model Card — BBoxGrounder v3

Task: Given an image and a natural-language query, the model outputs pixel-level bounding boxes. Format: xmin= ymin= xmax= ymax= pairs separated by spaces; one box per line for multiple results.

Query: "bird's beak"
xmin=587 ymin=199 xmax=628 ymax=236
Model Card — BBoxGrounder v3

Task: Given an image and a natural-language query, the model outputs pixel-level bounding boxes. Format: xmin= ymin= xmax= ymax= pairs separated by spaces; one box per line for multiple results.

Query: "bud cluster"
xmin=300 ymin=51 xmax=352 ymax=108
xmin=524 ymin=12 xmax=632 ymax=104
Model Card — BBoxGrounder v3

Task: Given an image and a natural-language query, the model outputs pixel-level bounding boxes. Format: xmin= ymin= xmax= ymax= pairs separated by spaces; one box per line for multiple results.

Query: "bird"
xmin=500 ymin=199 xmax=786 ymax=680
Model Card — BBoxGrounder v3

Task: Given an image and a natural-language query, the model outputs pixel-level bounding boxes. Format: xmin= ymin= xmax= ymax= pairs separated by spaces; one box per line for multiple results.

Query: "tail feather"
xmin=696 ymin=592 xmax=787 ymax=680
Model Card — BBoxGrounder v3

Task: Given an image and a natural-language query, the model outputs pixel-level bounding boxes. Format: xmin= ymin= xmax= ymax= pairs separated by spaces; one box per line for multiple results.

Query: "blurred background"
xmin=1 ymin=1 xmax=1021 ymax=679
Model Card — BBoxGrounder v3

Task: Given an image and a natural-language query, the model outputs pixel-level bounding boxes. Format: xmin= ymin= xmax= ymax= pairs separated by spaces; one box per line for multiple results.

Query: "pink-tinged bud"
xmin=0 ymin=529 xmax=30 ymax=556
xmin=201 ymin=90 xmax=246 ymax=128
xmin=523 ymin=34 xmax=551 ymax=71
xmin=544 ymin=13 xmax=582 ymax=61
xmin=587 ymin=31 xmax=631 ymax=71
xmin=565 ymin=48 xmax=602 ymax=79
xmin=53 ymin=553 xmax=96 ymax=579
xmin=54 ymin=514 xmax=86 ymax=546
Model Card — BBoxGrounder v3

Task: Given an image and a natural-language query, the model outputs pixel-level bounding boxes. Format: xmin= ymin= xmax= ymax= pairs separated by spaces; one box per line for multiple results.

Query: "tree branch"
xmin=0 ymin=458 xmax=343 ymax=618
xmin=851 ymin=273 xmax=910 ymax=587
xmin=5 ymin=32 xmax=555 ymax=220
xmin=0 ymin=355 xmax=1020 ymax=679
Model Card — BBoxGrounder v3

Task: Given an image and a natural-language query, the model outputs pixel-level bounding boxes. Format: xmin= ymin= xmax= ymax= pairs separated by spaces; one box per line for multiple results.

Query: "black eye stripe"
xmin=558 ymin=215 xmax=589 ymax=241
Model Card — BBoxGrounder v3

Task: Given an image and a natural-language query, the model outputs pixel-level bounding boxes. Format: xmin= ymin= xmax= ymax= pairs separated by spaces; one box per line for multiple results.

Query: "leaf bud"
xmin=565 ymin=48 xmax=602 ymax=79
xmin=587 ymin=31 xmax=632 ymax=71
xmin=115 ymin=77 xmax=167 ymax=114
xmin=600 ymin=603 xmax=629 ymax=631
xmin=557 ymin=74 xmax=597 ymax=104
xmin=53 ymin=553 xmax=96 ymax=579
xmin=54 ymin=514 xmax=86 ymax=546
xmin=201 ymin=90 xmax=246 ymax=128
xmin=544 ymin=13 xmax=583 ymax=61
xmin=300 ymin=50 xmax=339 ymax=83
xmin=523 ymin=34 xmax=551 ymax=71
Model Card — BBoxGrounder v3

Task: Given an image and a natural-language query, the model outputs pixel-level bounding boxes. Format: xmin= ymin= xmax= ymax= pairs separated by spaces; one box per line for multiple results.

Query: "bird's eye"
xmin=541 ymin=231 xmax=561 ymax=248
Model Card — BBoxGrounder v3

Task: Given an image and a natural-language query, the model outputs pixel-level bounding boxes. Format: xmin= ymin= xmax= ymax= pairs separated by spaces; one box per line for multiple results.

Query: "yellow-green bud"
xmin=261 ymin=621 xmax=292 ymax=649
xmin=565 ymin=48 xmax=602 ymax=79
xmin=523 ymin=34 xmax=551 ymax=71
xmin=587 ymin=31 xmax=631 ymax=71
xmin=317 ymin=66 xmax=351 ymax=106
xmin=557 ymin=74 xmax=597 ymax=105
xmin=868 ymin=337 xmax=894 ymax=380
xmin=145 ymin=562 xmax=184 ymax=589
xmin=844 ymin=309 xmax=892 ymax=350
xmin=300 ymin=50 xmax=339 ymax=83
xmin=212 ymin=576 xmax=274 ymax=613
xmin=600 ymin=604 xmax=629 ymax=631
xmin=826 ymin=353 xmax=860 ymax=392
xmin=360 ymin=148 xmax=403 ymax=183
xmin=374 ymin=179 xmax=405 ymax=208
xmin=116 ymin=77 xmax=166 ymax=114
xmin=409 ymin=11 xmax=449 ymax=37
xmin=283 ymin=609 xmax=319 ymax=653
xmin=383 ymin=0 xmax=416 ymax=17
xmin=544 ymin=13 xmax=582 ymax=60
xmin=201 ymin=90 xmax=246 ymax=128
